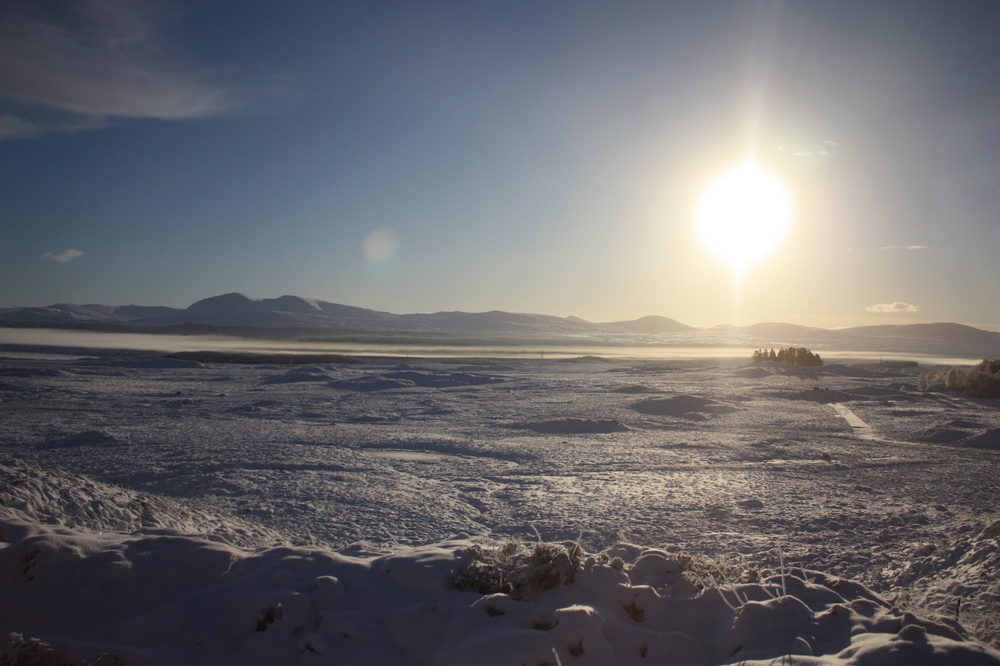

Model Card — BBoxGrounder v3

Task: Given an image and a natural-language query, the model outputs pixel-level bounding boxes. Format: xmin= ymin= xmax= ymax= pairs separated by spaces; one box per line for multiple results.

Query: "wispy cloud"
xmin=881 ymin=245 xmax=928 ymax=251
xmin=42 ymin=249 xmax=85 ymax=263
xmin=866 ymin=302 xmax=919 ymax=313
xmin=0 ymin=112 xmax=42 ymax=140
xmin=0 ymin=111 xmax=108 ymax=140
xmin=0 ymin=1 xmax=242 ymax=140
xmin=774 ymin=139 xmax=840 ymax=158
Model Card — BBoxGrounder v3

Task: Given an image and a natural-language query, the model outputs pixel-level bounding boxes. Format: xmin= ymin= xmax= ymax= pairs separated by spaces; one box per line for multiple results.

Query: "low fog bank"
xmin=0 ymin=326 xmax=991 ymax=367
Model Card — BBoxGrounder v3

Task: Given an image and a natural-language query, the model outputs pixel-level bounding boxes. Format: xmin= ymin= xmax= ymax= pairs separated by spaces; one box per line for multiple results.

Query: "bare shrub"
xmin=453 ymin=541 xmax=584 ymax=600
xmin=0 ymin=633 xmax=122 ymax=666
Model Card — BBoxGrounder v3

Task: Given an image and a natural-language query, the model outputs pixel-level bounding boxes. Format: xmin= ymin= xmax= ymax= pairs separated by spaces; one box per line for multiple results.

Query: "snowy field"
xmin=2 ymin=352 xmax=1000 ymax=664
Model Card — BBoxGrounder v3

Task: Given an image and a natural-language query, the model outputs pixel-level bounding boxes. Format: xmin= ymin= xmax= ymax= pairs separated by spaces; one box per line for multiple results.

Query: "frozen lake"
xmin=0 ymin=327 xmax=985 ymax=366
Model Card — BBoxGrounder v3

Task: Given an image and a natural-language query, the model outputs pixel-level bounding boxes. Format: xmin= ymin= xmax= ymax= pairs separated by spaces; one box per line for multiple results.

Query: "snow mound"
xmin=914 ymin=425 xmax=972 ymax=444
xmin=1 ymin=514 xmax=998 ymax=665
xmin=520 ymin=419 xmax=631 ymax=434
xmin=878 ymin=518 xmax=1000 ymax=643
xmin=770 ymin=365 xmax=823 ymax=379
xmin=819 ymin=365 xmax=882 ymax=378
xmin=0 ymin=367 xmax=74 ymax=378
xmin=842 ymin=386 xmax=905 ymax=398
xmin=631 ymin=395 xmax=740 ymax=419
xmin=261 ymin=367 xmax=332 ymax=384
xmin=963 ymin=428 xmax=1000 ymax=450
xmin=0 ymin=459 xmax=285 ymax=547
xmin=385 ymin=370 xmax=503 ymax=388
xmin=84 ymin=356 xmax=205 ymax=369
xmin=328 ymin=371 xmax=502 ymax=392
xmin=733 ymin=366 xmax=772 ymax=379
xmin=611 ymin=384 xmax=663 ymax=394
xmin=349 ymin=411 xmax=402 ymax=423
xmin=329 ymin=375 xmax=415 ymax=392
xmin=37 ymin=430 xmax=127 ymax=450
xmin=779 ymin=388 xmax=848 ymax=403
xmin=2 ymin=460 xmax=999 ymax=665
xmin=144 ymin=470 xmax=287 ymax=498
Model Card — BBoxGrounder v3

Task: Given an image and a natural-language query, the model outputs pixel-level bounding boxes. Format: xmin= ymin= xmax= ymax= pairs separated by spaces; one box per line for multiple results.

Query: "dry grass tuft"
xmin=453 ymin=541 xmax=585 ymax=600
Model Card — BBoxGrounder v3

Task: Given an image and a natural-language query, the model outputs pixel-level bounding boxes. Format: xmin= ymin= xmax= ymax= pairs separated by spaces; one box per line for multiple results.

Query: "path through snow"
xmin=830 ymin=403 xmax=880 ymax=440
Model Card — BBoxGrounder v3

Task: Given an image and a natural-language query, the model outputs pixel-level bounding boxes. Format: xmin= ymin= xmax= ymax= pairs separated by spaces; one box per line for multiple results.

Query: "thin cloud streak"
xmin=0 ymin=111 xmax=108 ymax=140
xmin=881 ymin=245 xmax=928 ymax=250
xmin=774 ymin=139 xmax=840 ymax=158
xmin=866 ymin=302 xmax=919 ymax=313
xmin=0 ymin=0 xmax=240 ymax=139
xmin=42 ymin=249 xmax=85 ymax=263
xmin=0 ymin=112 xmax=42 ymax=140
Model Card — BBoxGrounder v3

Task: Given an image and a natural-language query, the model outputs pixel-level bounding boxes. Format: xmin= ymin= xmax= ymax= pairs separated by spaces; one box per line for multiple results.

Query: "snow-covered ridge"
xmin=3 ymin=293 xmax=999 ymax=356
xmin=2 ymin=459 xmax=999 ymax=665
xmin=0 ymin=303 xmax=185 ymax=325
xmin=168 ymin=294 xmax=697 ymax=336
xmin=1 ymin=293 xmax=696 ymax=337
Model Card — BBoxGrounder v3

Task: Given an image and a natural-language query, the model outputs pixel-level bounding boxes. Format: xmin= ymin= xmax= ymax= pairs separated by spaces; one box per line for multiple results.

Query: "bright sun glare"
xmin=696 ymin=160 xmax=793 ymax=277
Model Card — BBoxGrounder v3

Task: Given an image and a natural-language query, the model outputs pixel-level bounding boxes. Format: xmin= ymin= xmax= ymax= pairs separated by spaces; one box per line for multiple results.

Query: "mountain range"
xmin=0 ymin=293 xmax=692 ymax=336
xmin=2 ymin=293 xmax=999 ymax=357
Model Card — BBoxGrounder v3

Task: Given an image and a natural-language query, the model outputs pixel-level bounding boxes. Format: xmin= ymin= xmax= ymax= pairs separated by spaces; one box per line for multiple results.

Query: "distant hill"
xmin=713 ymin=321 xmax=1000 ymax=358
xmin=0 ymin=304 xmax=184 ymax=325
xmin=603 ymin=315 xmax=694 ymax=334
xmin=169 ymin=293 xmax=399 ymax=330
xmin=395 ymin=310 xmax=597 ymax=336
xmin=838 ymin=323 xmax=1000 ymax=347
xmin=713 ymin=322 xmax=834 ymax=341
xmin=0 ymin=293 xmax=611 ymax=336
xmin=3 ymin=293 xmax=999 ymax=358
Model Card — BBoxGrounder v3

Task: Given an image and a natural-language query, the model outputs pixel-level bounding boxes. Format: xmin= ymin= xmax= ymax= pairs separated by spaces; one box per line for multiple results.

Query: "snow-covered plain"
xmin=2 ymin=352 xmax=1000 ymax=664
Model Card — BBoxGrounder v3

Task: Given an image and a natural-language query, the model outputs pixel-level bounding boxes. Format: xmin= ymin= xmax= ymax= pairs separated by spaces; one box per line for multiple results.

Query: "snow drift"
xmin=2 ymin=460 xmax=999 ymax=665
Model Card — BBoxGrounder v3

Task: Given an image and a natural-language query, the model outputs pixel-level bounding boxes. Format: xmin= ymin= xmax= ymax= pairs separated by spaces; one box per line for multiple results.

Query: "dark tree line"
xmin=751 ymin=347 xmax=823 ymax=366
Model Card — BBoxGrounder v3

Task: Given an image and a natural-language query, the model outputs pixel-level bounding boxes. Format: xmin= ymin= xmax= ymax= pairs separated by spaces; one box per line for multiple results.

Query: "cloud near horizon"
xmin=866 ymin=302 xmax=919 ymax=313
xmin=42 ymin=249 xmax=84 ymax=264
xmin=774 ymin=139 xmax=840 ymax=158
xmin=0 ymin=1 xmax=242 ymax=140
xmin=881 ymin=245 xmax=928 ymax=250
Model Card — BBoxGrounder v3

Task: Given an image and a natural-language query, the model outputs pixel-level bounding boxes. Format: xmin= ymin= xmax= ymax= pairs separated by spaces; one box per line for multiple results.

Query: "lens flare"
xmin=363 ymin=228 xmax=400 ymax=263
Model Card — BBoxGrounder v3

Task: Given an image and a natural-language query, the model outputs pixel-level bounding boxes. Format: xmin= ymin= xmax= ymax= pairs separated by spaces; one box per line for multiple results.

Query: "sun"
xmin=696 ymin=160 xmax=793 ymax=277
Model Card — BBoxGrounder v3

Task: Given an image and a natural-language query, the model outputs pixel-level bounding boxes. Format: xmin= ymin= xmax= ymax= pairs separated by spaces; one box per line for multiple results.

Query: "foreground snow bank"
xmin=2 ymin=461 xmax=999 ymax=666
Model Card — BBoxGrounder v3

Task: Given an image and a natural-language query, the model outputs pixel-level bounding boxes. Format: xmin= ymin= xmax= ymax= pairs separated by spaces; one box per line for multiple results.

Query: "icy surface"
xmin=2 ymin=356 xmax=999 ymax=664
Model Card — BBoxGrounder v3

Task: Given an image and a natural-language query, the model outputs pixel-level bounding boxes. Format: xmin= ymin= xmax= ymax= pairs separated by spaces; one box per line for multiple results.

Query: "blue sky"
xmin=2 ymin=1 xmax=998 ymax=329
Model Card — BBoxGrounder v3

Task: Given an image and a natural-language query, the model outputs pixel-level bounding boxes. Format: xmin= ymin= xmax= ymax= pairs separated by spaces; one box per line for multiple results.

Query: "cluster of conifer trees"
xmin=750 ymin=347 xmax=823 ymax=366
